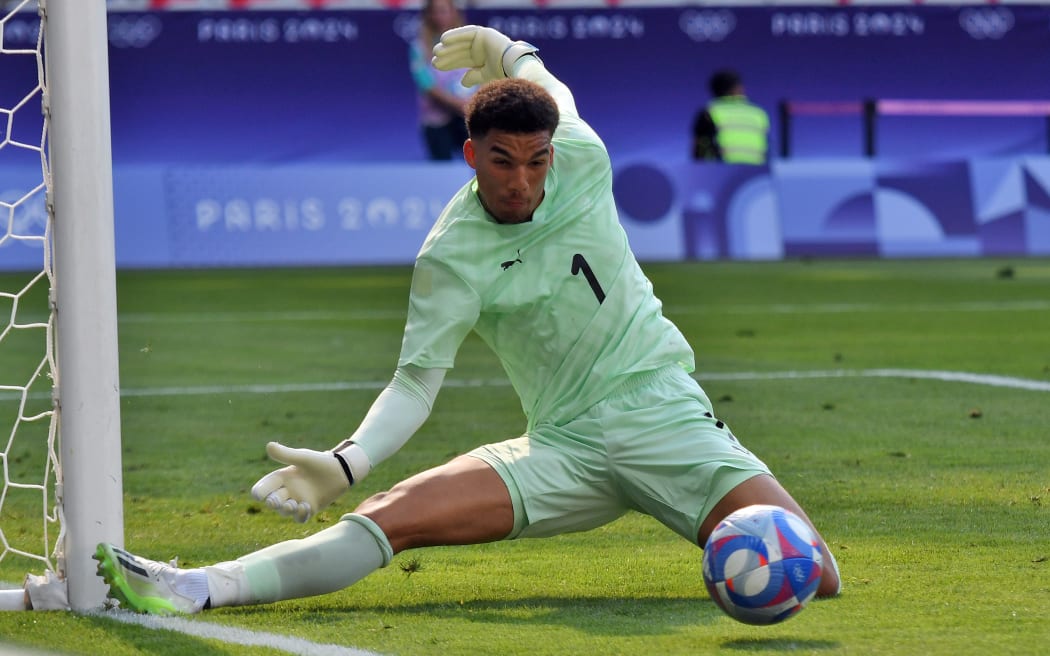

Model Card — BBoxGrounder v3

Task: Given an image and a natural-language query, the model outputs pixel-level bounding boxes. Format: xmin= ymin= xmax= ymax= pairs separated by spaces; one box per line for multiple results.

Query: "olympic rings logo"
xmin=108 ymin=16 xmax=163 ymax=49
xmin=679 ymin=10 xmax=736 ymax=43
xmin=392 ymin=13 xmax=420 ymax=43
xmin=958 ymin=8 xmax=1014 ymax=41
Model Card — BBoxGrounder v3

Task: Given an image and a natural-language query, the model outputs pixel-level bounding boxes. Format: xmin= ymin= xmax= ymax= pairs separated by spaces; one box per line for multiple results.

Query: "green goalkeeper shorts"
xmin=469 ymin=365 xmax=771 ymax=545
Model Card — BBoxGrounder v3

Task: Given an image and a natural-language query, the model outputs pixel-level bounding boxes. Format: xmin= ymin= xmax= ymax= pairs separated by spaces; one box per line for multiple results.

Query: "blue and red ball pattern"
xmin=702 ymin=504 xmax=823 ymax=625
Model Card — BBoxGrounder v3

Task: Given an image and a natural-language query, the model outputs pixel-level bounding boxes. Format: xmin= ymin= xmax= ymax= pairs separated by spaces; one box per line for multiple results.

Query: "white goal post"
xmin=0 ymin=0 xmax=123 ymax=612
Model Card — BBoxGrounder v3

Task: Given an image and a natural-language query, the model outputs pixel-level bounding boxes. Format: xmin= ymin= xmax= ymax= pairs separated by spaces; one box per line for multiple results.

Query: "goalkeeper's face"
xmin=465 ymin=129 xmax=552 ymax=225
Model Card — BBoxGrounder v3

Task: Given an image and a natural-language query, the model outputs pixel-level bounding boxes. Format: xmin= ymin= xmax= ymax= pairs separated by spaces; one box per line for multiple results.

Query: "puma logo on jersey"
xmin=501 ymin=250 xmax=523 ymax=270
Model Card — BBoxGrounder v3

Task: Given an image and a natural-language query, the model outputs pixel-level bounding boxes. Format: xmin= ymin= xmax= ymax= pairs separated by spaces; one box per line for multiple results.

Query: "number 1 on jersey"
xmin=571 ymin=254 xmax=605 ymax=305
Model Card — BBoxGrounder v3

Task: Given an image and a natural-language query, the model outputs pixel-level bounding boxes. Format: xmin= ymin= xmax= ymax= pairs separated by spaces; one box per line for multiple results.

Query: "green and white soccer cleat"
xmin=93 ymin=543 xmax=208 ymax=615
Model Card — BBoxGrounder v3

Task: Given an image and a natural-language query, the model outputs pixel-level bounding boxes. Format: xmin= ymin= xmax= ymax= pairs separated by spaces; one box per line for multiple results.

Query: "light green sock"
xmin=205 ymin=513 xmax=393 ymax=607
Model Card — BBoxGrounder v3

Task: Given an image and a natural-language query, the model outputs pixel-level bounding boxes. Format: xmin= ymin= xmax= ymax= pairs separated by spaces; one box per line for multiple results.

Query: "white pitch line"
xmin=8 ymin=299 xmax=1050 ymax=329
xmin=117 ymin=377 xmax=510 ymax=398
xmin=698 ymin=368 xmax=1050 ymax=392
xmin=106 ymin=299 xmax=1050 ymax=324
xmin=2 ymin=369 xmax=1048 ymax=404
xmin=667 ymin=299 xmax=1050 ymax=315
xmin=110 ymin=368 xmax=1050 ymax=398
xmin=118 ymin=310 xmax=406 ymax=324
xmin=92 ymin=609 xmax=384 ymax=656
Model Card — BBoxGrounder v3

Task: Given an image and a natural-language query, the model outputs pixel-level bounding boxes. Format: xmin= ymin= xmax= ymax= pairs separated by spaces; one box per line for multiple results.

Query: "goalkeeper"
xmin=95 ymin=26 xmax=840 ymax=614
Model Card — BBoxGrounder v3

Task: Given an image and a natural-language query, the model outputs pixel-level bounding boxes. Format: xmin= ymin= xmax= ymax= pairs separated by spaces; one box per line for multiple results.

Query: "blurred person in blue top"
xmin=692 ymin=69 xmax=769 ymax=165
xmin=409 ymin=0 xmax=476 ymax=160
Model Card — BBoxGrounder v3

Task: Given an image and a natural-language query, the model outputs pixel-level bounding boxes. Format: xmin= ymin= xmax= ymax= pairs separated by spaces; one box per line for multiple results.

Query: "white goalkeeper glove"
xmin=432 ymin=25 xmax=538 ymax=88
xmin=250 ymin=441 xmax=371 ymax=523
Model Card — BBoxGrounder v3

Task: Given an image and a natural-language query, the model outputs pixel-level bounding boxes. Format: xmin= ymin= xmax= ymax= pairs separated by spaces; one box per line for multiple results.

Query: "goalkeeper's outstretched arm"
xmin=432 ymin=25 xmax=578 ymax=118
xmin=250 ymin=364 xmax=445 ymax=522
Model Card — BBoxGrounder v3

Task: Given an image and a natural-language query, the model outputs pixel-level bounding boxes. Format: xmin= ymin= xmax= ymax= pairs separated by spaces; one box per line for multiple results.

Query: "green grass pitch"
xmin=0 ymin=257 xmax=1048 ymax=655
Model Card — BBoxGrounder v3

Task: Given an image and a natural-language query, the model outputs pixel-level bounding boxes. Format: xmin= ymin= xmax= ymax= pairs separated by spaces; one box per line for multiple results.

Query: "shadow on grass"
xmin=722 ymin=637 xmax=840 ymax=651
xmin=223 ymin=594 xmax=757 ymax=636
xmin=79 ymin=597 xmax=841 ymax=653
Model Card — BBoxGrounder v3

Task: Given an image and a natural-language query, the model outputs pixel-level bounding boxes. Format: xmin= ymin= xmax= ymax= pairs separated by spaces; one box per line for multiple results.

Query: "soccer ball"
xmin=702 ymin=504 xmax=823 ymax=625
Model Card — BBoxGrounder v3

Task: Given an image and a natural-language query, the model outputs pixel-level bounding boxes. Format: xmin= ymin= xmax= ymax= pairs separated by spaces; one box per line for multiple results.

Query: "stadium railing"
xmin=778 ymin=98 xmax=1050 ymax=158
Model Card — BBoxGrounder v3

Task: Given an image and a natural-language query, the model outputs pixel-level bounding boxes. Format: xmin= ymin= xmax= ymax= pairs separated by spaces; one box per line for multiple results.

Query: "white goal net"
xmin=1 ymin=0 xmax=124 ymax=612
xmin=0 ymin=0 xmax=60 ymax=604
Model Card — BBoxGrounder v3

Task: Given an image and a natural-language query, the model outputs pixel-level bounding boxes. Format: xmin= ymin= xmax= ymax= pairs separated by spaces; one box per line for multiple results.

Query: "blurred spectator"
xmin=692 ymin=69 xmax=769 ymax=165
xmin=409 ymin=0 xmax=475 ymax=160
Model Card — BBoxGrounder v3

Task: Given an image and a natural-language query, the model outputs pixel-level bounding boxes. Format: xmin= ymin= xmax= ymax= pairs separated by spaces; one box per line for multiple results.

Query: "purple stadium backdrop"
xmin=1 ymin=5 xmax=1048 ymax=269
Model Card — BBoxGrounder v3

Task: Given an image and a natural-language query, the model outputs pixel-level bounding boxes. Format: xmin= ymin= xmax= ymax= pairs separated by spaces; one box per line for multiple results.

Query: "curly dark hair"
xmin=465 ymin=78 xmax=559 ymax=140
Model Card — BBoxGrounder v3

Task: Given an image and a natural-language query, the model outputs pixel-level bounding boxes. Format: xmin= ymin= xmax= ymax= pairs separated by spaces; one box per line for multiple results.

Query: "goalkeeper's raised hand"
xmin=250 ymin=441 xmax=371 ymax=523
xmin=432 ymin=25 xmax=538 ymax=88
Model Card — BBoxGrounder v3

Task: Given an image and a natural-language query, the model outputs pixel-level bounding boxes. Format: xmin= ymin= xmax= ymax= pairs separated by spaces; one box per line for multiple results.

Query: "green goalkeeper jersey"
xmin=398 ymin=64 xmax=694 ymax=429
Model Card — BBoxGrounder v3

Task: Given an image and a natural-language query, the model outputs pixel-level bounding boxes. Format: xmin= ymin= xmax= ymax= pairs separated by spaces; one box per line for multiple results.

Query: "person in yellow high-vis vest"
xmin=692 ymin=69 xmax=769 ymax=165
